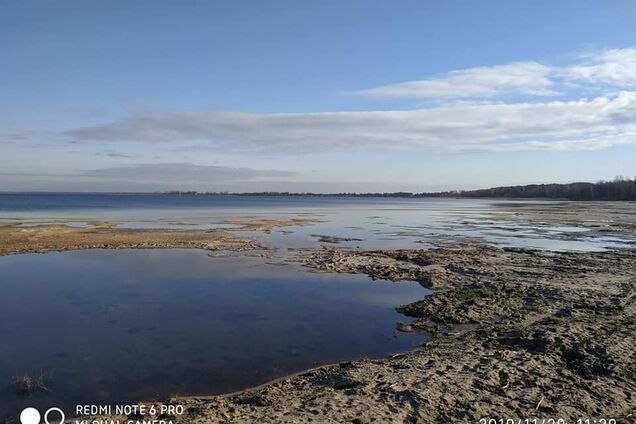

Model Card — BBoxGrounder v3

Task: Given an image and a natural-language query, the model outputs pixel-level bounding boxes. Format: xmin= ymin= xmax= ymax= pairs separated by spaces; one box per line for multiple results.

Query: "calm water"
xmin=0 ymin=192 xmax=383 ymax=212
xmin=1 ymin=193 xmax=631 ymax=251
xmin=0 ymin=249 xmax=426 ymax=417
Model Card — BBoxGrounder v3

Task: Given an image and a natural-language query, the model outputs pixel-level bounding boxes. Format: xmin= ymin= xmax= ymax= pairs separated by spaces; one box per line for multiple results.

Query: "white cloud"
xmin=353 ymin=48 xmax=636 ymax=100
xmin=0 ymin=163 xmax=296 ymax=192
xmin=0 ymin=165 xmax=436 ymax=192
xmin=66 ymin=91 xmax=636 ymax=153
xmin=466 ymin=132 xmax=636 ymax=153
xmin=79 ymin=163 xmax=293 ymax=182
xmin=60 ymin=47 xmax=636 ymax=155
xmin=562 ymin=48 xmax=636 ymax=87
xmin=354 ymin=62 xmax=556 ymax=99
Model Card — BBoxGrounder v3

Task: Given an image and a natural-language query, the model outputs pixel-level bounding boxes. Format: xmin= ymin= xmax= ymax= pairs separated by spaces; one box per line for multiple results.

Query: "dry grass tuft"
xmin=10 ymin=371 xmax=50 ymax=395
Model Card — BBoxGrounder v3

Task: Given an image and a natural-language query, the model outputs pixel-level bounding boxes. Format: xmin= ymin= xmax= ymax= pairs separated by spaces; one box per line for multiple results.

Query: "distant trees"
xmin=426 ymin=177 xmax=636 ymax=201
xmin=162 ymin=177 xmax=636 ymax=201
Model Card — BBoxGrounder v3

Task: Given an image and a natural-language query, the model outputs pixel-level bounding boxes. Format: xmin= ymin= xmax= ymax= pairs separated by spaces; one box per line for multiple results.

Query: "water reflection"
xmin=0 ymin=249 xmax=427 ymax=417
xmin=2 ymin=196 xmax=632 ymax=252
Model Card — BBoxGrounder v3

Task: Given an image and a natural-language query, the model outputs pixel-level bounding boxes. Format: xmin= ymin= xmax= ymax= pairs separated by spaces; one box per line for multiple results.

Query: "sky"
xmin=1 ymin=0 xmax=636 ymax=192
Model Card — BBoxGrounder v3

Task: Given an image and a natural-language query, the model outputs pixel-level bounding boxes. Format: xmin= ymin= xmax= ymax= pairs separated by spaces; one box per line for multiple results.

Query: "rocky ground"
xmin=85 ymin=244 xmax=636 ymax=423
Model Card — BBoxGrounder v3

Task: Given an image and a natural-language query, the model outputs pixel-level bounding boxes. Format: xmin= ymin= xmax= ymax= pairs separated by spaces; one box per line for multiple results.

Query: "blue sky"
xmin=1 ymin=0 xmax=635 ymax=192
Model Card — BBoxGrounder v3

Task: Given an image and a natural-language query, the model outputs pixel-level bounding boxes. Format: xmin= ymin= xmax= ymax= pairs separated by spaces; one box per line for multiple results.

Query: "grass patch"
xmin=455 ymin=288 xmax=495 ymax=301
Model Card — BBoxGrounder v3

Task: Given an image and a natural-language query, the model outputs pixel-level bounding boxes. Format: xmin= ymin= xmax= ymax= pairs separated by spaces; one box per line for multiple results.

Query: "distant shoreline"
xmin=165 ymin=177 xmax=636 ymax=201
xmin=2 ymin=184 xmax=636 ymax=202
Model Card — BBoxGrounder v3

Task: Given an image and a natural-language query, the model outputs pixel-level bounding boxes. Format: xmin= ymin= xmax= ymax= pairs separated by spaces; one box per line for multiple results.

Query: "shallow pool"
xmin=0 ymin=249 xmax=427 ymax=417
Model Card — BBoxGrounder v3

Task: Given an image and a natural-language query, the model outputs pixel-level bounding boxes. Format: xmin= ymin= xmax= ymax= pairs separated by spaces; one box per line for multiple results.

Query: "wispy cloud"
xmin=1 ymin=164 xmax=440 ymax=192
xmin=353 ymin=62 xmax=555 ymax=99
xmin=79 ymin=163 xmax=294 ymax=182
xmin=0 ymin=163 xmax=296 ymax=192
xmin=59 ymin=47 xmax=636 ymax=155
xmin=66 ymin=91 xmax=636 ymax=153
xmin=562 ymin=48 xmax=636 ymax=88
xmin=95 ymin=150 xmax=133 ymax=159
xmin=353 ymin=48 xmax=636 ymax=100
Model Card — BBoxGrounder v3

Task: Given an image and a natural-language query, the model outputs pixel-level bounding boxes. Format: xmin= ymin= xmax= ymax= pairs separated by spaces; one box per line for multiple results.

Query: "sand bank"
xmin=221 ymin=218 xmax=322 ymax=233
xmin=0 ymin=223 xmax=260 ymax=255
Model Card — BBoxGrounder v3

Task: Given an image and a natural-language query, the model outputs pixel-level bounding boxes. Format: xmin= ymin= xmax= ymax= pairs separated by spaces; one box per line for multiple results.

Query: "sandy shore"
xmin=78 ymin=244 xmax=636 ymax=423
xmin=0 ymin=222 xmax=262 ymax=255
xmin=0 ymin=217 xmax=328 ymax=256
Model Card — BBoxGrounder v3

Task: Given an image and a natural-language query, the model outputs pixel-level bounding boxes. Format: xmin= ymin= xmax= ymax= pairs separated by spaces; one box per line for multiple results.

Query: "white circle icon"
xmin=44 ymin=407 xmax=65 ymax=424
xmin=20 ymin=407 xmax=40 ymax=424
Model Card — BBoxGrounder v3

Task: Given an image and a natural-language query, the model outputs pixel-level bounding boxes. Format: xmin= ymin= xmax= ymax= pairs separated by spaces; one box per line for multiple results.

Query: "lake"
xmin=0 ymin=193 xmax=632 ymax=419
xmin=0 ymin=193 xmax=630 ymax=251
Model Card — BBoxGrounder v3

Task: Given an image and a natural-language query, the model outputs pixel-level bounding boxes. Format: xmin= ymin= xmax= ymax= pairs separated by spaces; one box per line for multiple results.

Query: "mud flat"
xmin=84 ymin=244 xmax=635 ymax=423
xmin=0 ymin=217 xmax=331 ymax=256
xmin=490 ymin=201 xmax=636 ymax=241
xmin=0 ymin=223 xmax=261 ymax=255
xmin=221 ymin=218 xmax=322 ymax=233
xmin=311 ymin=234 xmax=364 ymax=244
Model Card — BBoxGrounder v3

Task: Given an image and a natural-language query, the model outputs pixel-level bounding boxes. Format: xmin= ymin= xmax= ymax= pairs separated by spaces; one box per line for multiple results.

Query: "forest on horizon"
xmin=164 ymin=177 xmax=636 ymax=201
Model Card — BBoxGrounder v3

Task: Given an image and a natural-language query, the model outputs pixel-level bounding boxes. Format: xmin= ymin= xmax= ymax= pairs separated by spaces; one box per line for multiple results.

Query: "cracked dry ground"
xmin=94 ymin=245 xmax=636 ymax=423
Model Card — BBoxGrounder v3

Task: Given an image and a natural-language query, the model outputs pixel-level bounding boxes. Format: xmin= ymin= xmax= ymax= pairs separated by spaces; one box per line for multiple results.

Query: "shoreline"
xmin=76 ymin=244 xmax=636 ymax=423
xmin=4 ymin=190 xmax=636 ymax=201
xmin=0 ymin=224 xmax=260 ymax=256
xmin=0 ymin=218 xmax=319 ymax=256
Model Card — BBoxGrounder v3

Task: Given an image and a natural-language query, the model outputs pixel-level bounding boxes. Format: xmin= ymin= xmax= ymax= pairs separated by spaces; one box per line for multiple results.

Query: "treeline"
xmin=164 ymin=191 xmax=418 ymax=198
xmin=164 ymin=177 xmax=636 ymax=201
xmin=424 ymin=177 xmax=636 ymax=201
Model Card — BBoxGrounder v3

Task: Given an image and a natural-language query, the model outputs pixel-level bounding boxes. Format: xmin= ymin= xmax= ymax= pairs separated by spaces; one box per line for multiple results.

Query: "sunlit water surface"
xmin=1 ymin=193 xmax=632 ymax=251
xmin=0 ymin=249 xmax=426 ymax=417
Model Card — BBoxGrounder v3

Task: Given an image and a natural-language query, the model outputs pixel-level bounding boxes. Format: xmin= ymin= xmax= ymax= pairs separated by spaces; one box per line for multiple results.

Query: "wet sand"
xmin=0 ymin=222 xmax=261 ymax=255
xmin=221 ymin=218 xmax=322 ymax=233
xmin=0 ymin=217 xmax=328 ymax=256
